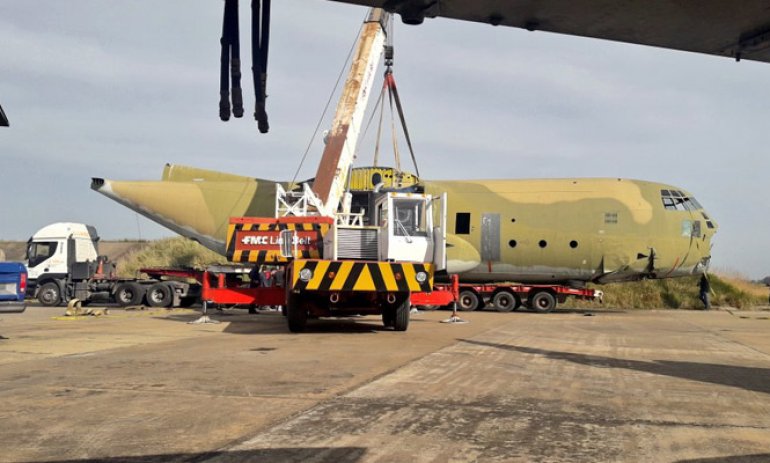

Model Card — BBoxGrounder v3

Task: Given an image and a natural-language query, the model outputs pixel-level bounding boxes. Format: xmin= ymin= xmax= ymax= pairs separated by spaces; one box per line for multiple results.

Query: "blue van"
xmin=0 ymin=262 xmax=27 ymax=313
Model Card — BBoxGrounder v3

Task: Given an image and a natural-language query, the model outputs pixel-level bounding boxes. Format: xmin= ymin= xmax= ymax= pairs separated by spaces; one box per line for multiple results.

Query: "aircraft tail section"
xmin=161 ymin=164 xmax=263 ymax=183
xmin=91 ymin=173 xmax=278 ymax=255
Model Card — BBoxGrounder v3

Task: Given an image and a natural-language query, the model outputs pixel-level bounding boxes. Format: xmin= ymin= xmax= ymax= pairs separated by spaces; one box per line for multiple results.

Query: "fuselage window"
xmin=509 ymin=240 xmax=517 ymax=248
xmin=570 ymin=240 xmax=578 ymax=248
xmin=455 ymin=212 xmax=471 ymax=235
xmin=539 ymin=240 xmax=547 ymax=248
xmin=692 ymin=221 xmax=701 ymax=238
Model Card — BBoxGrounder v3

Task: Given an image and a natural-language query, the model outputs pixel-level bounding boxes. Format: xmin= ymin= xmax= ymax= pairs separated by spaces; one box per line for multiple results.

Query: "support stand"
xmin=441 ymin=275 xmax=467 ymax=324
xmin=188 ymin=301 xmax=221 ymax=325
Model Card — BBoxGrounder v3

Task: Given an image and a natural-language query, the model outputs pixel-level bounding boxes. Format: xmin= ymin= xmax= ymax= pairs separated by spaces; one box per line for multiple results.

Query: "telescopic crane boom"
xmin=310 ymin=8 xmax=390 ymax=217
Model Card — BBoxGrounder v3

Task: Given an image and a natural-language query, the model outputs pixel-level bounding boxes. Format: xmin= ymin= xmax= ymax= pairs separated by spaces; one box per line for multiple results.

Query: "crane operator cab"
xmin=322 ymin=190 xmax=446 ymax=271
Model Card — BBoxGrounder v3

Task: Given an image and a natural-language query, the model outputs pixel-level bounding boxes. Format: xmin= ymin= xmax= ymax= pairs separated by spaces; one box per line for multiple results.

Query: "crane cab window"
xmin=455 ymin=213 xmax=471 ymax=235
xmin=27 ymin=241 xmax=57 ymax=267
xmin=393 ymin=198 xmax=427 ymax=237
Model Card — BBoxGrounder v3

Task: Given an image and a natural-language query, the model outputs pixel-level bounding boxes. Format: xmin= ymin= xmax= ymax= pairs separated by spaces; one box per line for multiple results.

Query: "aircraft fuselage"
xmin=92 ymin=166 xmax=716 ymax=286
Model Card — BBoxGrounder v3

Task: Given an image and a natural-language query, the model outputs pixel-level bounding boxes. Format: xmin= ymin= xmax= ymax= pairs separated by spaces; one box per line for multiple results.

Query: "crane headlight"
xmin=415 ymin=271 xmax=428 ymax=284
xmin=299 ymin=268 xmax=313 ymax=282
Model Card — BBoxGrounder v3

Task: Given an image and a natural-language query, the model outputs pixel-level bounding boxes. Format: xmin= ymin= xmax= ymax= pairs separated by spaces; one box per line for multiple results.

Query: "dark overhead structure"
xmin=330 ymin=0 xmax=770 ymax=64
xmin=0 ymin=104 xmax=8 ymax=127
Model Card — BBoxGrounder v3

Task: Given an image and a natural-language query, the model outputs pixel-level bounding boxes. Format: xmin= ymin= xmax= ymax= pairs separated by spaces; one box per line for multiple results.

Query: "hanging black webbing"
xmin=251 ymin=0 xmax=271 ymax=133
xmin=219 ymin=0 xmax=243 ymax=121
xmin=385 ymin=70 xmax=419 ymax=177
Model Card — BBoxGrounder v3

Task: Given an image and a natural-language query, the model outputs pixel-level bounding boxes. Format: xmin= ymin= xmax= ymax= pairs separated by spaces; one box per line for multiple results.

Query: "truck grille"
xmin=336 ymin=227 xmax=378 ymax=260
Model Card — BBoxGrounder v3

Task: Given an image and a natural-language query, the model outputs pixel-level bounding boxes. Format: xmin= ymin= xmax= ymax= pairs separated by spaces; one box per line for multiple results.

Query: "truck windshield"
xmin=27 ymin=242 xmax=57 ymax=267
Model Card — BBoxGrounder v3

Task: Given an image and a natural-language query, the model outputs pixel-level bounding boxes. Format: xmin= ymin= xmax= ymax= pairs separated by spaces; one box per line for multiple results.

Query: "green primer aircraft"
xmin=91 ymin=164 xmax=716 ymax=285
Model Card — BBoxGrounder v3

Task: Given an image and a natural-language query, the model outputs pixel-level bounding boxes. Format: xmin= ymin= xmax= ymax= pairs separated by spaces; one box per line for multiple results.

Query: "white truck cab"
xmin=26 ymin=222 xmax=99 ymax=282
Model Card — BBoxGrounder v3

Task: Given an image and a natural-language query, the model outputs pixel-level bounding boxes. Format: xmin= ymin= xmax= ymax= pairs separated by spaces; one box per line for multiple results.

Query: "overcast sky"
xmin=1 ymin=1 xmax=769 ymax=278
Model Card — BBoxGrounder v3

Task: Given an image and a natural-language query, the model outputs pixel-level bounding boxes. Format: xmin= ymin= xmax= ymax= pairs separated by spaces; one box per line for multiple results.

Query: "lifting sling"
xmin=219 ymin=0 xmax=243 ymax=121
xmin=218 ymin=0 xmax=271 ymax=133
xmin=251 ymin=0 xmax=270 ymax=133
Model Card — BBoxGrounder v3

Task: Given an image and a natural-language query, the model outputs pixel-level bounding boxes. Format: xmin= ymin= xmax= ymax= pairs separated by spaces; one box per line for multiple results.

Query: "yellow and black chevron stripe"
xmin=291 ymin=259 xmax=433 ymax=293
xmin=226 ymin=221 xmax=328 ymax=265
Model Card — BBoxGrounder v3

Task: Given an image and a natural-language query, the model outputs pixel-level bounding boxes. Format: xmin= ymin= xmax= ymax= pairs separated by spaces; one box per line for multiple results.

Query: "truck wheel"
xmin=114 ymin=282 xmax=144 ymax=307
xmin=392 ymin=297 xmax=411 ymax=331
xmin=146 ymin=283 xmax=173 ymax=308
xmin=458 ymin=290 xmax=480 ymax=311
xmin=286 ymin=293 xmax=307 ymax=333
xmin=492 ymin=291 xmax=519 ymax=312
xmin=529 ymin=291 xmax=557 ymax=313
xmin=382 ymin=308 xmax=395 ymax=328
xmin=37 ymin=282 xmax=62 ymax=306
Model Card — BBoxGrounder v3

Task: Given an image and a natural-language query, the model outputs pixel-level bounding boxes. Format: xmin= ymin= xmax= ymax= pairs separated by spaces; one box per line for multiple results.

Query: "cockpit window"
xmin=661 ymin=190 xmax=702 ymax=212
xmin=690 ymin=197 xmax=703 ymax=209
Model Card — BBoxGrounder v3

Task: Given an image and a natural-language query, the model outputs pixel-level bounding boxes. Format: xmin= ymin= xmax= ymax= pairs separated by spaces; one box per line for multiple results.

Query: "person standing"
xmin=698 ymin=274 xmax=712 ymax=310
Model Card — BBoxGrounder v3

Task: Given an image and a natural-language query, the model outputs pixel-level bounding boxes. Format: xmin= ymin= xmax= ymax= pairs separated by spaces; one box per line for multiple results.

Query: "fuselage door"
xmin=481 ymin=213 xmax=501 ymax=262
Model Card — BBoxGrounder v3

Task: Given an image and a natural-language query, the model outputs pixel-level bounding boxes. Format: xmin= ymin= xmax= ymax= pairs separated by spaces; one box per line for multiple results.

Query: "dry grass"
xmin=115 ymin=237 xmax=227 ymax=278
xmin=565 ymin=273 xmax=767 ymax=310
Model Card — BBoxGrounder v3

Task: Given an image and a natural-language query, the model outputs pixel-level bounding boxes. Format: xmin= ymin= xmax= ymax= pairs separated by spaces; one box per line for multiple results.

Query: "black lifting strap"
xmin=251 ymin=0 xmax=270 ymax=133
xmin=386 ymin=70 xmax=420 ymax=177
xmin=219 ymin=0 xmax=243 ymax=121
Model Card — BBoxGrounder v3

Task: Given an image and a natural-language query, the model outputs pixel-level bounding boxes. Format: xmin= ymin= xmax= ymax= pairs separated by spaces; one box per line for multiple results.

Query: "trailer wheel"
xmin=392 ymin=297 xmax=410 ymax=331
xmin=492 ymin=291 xmax=519 ymax=312
xmin=146 ymin=283 xmax=173 ymax=308
xmin=37 ymin=281 xmax=62 ymax=306
xmin=114 ymin=282 xmax=144 ymax=307
xmin=458 ymin=290 xmax=481 ymax=311
xmin=529 ymin=291 xmax=557 ymax=313
xmin=286 ymin=293 xmax=307 ymax=333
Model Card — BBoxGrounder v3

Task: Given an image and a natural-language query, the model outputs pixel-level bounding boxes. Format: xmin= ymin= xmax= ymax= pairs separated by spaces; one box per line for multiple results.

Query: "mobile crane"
xmin=204 ymin=8 xmax=447 ymax=332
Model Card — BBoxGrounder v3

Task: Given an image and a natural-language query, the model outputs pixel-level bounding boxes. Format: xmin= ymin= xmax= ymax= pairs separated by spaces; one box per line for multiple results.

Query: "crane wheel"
xmin=392 ymin=296 xmax=410 ymax=331
xmin=286 ymin=293 xmax=308 ymax=333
